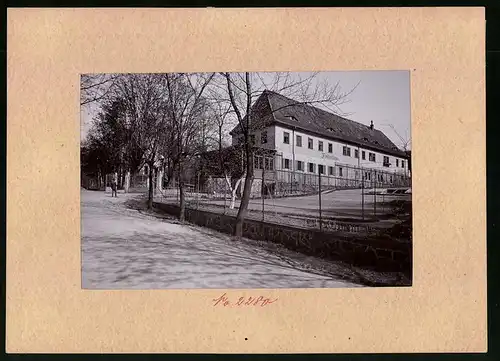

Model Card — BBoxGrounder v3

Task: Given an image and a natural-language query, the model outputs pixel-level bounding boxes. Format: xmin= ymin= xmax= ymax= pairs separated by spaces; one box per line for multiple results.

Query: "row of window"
xmin=253 ymin=155 xmax=274 ymax=170
xmin=253 ymin=154 xmax=404 ymax=181
xmin=281 ymin=159 xmax=396 ymax=181
xmin=282 ymin=159 xmax=345 ymax=177
xmin=283 ymin=132 xmax=405 ymax=168
xmin=246 ymin=131 xmax=406 ymax=169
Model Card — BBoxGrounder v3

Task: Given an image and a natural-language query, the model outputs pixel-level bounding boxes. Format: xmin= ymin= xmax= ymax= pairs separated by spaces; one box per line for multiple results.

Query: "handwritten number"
xmin=212 ymin=293 xmax=278 ymax=307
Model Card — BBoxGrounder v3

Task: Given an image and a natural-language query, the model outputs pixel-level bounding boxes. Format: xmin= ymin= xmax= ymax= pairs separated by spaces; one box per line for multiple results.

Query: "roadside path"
xmin=81 ymin=190 xmax=360 ymax=289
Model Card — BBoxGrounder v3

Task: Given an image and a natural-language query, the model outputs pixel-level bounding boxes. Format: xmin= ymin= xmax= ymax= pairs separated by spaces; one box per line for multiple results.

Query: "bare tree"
xmin=380 ymin=123 xmax=411 ymax=151
xmin=80 ymin=74 xmax=120 ymax=106
xmin=210 ymin=72 xmax=357 ymax=239
xmin=205 ymin=101 xmax=244 ymax=209
xmin=164 ymin=72 xmax=215 ymax=221
xmin=113 ymin=73 xmax=170 ymax=208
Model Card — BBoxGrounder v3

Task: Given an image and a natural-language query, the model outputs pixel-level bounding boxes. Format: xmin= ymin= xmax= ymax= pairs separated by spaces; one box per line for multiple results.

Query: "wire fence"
xmin=153 ymin=167 xmax=411 ymax=234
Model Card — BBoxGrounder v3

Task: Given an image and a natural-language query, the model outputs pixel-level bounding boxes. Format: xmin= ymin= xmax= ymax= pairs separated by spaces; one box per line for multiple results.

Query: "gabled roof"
xmin=231 ymin=90 xmax=407 ymax=158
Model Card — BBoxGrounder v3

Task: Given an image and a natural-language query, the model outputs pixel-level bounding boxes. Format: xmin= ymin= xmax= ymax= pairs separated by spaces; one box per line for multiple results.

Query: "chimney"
xmin=370 ymin=120 xmax=374 ymax=130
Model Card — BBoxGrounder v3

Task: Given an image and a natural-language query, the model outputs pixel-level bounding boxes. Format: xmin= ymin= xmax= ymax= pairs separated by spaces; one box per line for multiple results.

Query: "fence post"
xmin=362 ymin=176 xmax=365 ymax=220
xmin=176 ymin=179 xmax=179 ymax=205
xmin=196 ymin=172 xmax=200 ymax=210
xmin=373 ymin=170 xmax=377 ymax=217
xmin=319 ymin=172 xmax=322 ymax=231
xmin=223 ymin=178 xmax=227 ymax=215
xmin=262 ymin=166 xmax=265 ymax=222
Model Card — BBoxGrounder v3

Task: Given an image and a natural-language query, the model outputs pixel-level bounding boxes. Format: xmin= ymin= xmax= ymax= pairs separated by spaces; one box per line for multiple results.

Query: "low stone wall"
xmin=153 ymin=202 xmax=412 ymax=274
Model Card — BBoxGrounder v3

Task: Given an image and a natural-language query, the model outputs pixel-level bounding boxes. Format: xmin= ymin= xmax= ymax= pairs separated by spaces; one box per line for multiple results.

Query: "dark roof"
xmin=231 ymin=90 xmax=407 ymax=158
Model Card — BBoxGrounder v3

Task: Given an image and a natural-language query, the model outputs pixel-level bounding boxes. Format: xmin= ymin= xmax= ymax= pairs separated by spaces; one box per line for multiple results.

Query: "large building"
xmin=229 ymin=90 xmax=410 ymax=188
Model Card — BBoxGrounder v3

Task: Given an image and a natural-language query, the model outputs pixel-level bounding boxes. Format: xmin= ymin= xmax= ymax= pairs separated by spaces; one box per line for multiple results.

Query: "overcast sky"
xmin=81 ymin=70 xmax=411 ymax=149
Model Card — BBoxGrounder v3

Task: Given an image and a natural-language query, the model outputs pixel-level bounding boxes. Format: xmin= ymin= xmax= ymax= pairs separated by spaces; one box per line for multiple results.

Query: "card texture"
xmin=6 ymin=7 xmax=486 ymax=353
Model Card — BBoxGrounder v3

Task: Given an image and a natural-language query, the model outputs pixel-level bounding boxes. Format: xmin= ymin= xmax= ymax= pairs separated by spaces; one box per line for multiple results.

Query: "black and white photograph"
xmin=80 ymin=71 xmax=412 ymax=289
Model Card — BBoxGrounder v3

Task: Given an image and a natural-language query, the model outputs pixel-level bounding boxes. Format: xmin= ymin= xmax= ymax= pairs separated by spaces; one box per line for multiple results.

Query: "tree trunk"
xmin=226 ymin=174 xmax=244 ymax=210
xmin=147 ymin=162 xmax=154 ymax=209
xmin=124 ymin=170 xmax=130 ymax=193
xmin=178 ymin=161 xmax=186 ymax=222
xmin=234 ymin=151 xmax=253 ymax=239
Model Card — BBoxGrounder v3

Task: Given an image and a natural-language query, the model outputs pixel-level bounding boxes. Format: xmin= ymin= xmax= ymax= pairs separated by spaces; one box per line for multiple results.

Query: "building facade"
xmin=233 ymin=124 xmax=409 ymax=177
xmin=229 ymin=90 xmax=410 ymax=191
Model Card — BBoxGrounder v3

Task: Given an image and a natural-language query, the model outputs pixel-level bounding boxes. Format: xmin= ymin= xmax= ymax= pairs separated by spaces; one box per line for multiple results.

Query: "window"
xmin=390 ymin=176 xmax=393 ymax=183
xmin=261 ymin=131 xmax=268 ymax=144
xmin=283 ymin=132 xmax=290 ymax=144
xmin=396 ymin=159 xmax=399 ymax=167
xmin=254 ymin=155 xmax=264 ymax=169
xmin=308 ymin=162 xmax=315 ymax=173
xmin=318 ymin=164 xmax=325 ymax=175
xmin=296 ymin=160 xmax=304 ymax=171
xmin=362 ymin=151 xmax=366 ymax=160
xmin=328 ymin=143 xmax=333 ymax=153
xmin=144 ymin=165 xmax=149 ymax=175
xmin=250 ymin=134 xmax=256 ymax=145
xmin=402 ymin=160 xmax=405 ymax=168
xmin=383 ymin=156 xmax=390 ymax=167
xmin=355 ymin=149 xmax=359 ymax=158
xmin=328 ymin=166 xmax=334 ymax=176
xmin=339 ymin=167 xmax=343 ymax=177
xmin=369 ymin=152 xmax=376 ymax=162
xmin=283 ymin=158 xmax=290 ymax=169
xmin=318 ymin=141 xmax=323 ymax=151
xmin=264 ymin=157 xmax=274 ymax=170
xmin=342 ymin=146 xmax=351 ymax=156
xmin=308 ymin=138 xmax=313 ymax=149
xmin=296 ymin=135 xmax=302 ymax=147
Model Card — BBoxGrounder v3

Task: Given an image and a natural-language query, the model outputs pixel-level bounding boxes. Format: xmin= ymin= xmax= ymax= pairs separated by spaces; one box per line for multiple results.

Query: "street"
xmin=81 ymin=189 xmax=360 ymax=289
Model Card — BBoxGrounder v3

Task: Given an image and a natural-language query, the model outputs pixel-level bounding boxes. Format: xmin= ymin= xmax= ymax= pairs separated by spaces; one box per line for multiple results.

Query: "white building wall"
xmin=232 ymin=125 xmax=409 ymax=176
xmin=271 ymin=125 xmax=408 ymax=175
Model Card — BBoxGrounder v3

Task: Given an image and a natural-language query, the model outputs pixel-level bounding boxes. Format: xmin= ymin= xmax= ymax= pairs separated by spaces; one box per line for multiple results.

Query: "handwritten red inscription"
xmin=212 ymin=293 xmax=278 ymax=307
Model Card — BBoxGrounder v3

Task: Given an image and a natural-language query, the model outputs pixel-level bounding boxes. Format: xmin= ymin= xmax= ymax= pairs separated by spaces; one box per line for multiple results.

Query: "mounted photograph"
xmin=80 ymin=71 xmax=412 ymax=289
